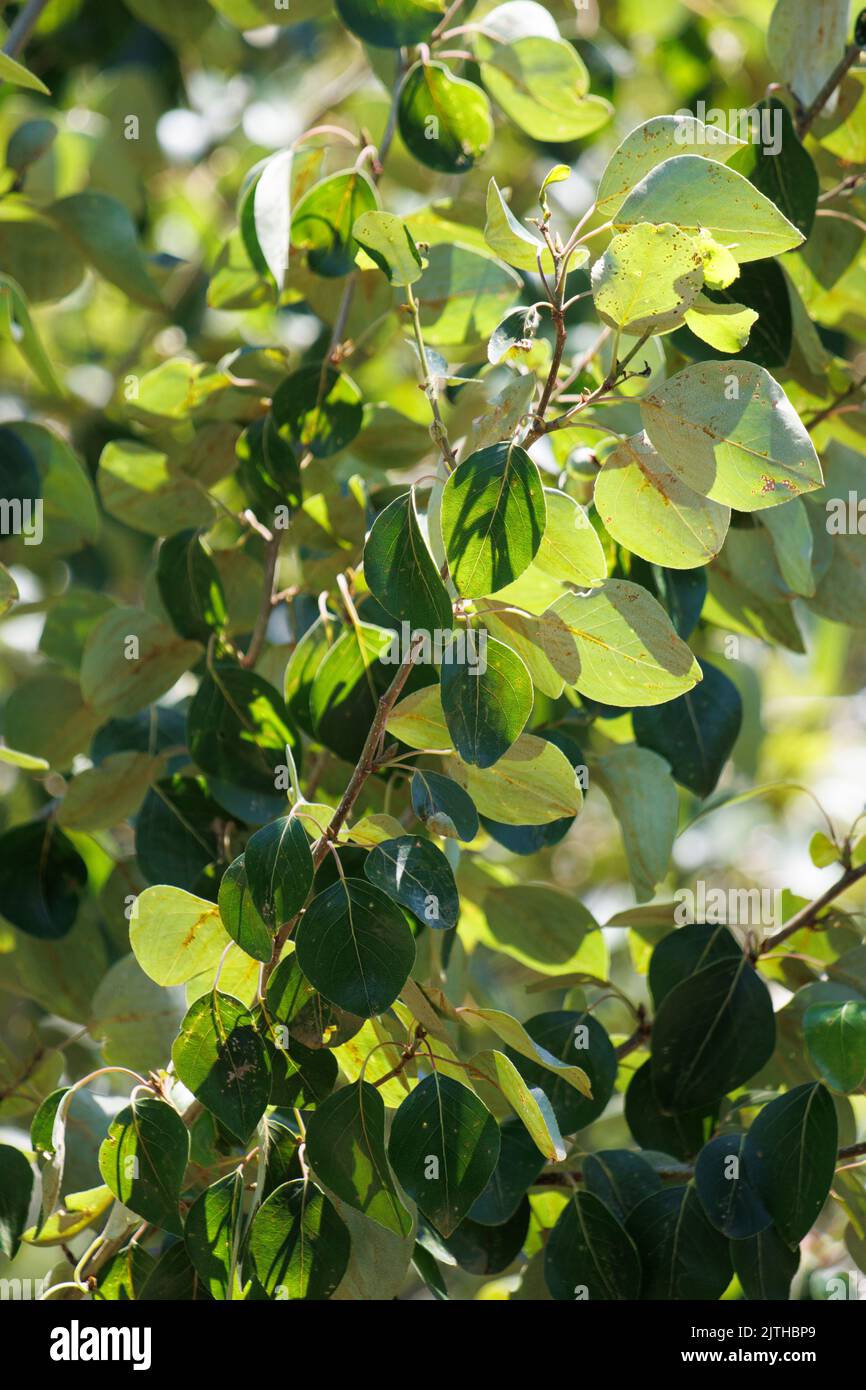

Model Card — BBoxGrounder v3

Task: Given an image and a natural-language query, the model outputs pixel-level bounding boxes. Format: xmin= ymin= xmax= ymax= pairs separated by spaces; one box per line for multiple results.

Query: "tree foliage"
xmin=1 ymin=0 xmax=866 ymax=1304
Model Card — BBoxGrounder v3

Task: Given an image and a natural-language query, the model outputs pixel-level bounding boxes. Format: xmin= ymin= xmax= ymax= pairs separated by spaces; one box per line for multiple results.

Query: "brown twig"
xmin=795 ymin=42 xmax=864 ymax=137
xmin=758 ymin=861 xmax=866 ymax=954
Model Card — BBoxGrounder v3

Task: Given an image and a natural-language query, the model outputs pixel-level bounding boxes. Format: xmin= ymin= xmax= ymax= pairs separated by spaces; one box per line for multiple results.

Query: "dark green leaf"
xmin=804 ymin=1000 xmax=866 ymax=1092
xmin=728 ymin=100 xmax=818 ymax=237
xmin=626 ymin=1183 xmax=732 ymax=1300
xmin=633 ymin=660 xmax=742 ymax=798
xmin=398 ymin=61 xmax=493 ymax=174
xmin=266 ymin=952 xmax=364 ymax=1049
xmin=187 ymin=663 xmax=300 ymax=825
xmin=624 ymin=1061 xmax=709 ymax=1162
xmin=0 ymin=1145 xmax=34 ymax=1258
xmin=743 ymin=1082 xmax=838 ymax=1245
xmin=172 ymin=992 xmax=271 ymax=1143
xmin=217 ymin=855 xmax=273 ymax=964
xmin=582 ymin=1149 xmax=664 ymax=1222
xmin=732 ymin=1225 xmax=800 ymax=1300
xmin=156 ymin=530 xmax=227 ymax=643
xmin=271 ymin=365 xmax=363 ymax=459
xmin=469 ymin=1118 xmax=545 ymax=1226
xmin=336 ymin=0 xmax=448 ymax=48
xmin=650 ymin=956 xmax=776 ymax=1112
xmin=440 ymin=442 xmax=546 ymax=598
xmin=247 ymin=1179 xmax=350 ymax=1298
xmin=363 ymin=835 xmax=459 ymax=929
xmin=244 ymin=813 xmax=314 ymax=932
xmin=293 ymin=878 xmax=416 ymax=1018
xmin=410 ymin=769 xmax=478 ymax=841
xmin=435 ymin=1199 xmax=529 ymax=1274
xmin=388 ymin=1073 xmax=500 ymax=1236
xmin=364 ymin=490 xmax=452 ymax=632
xmin=97 ymin=1097 xmax=189 ymax=1235
xmin=440 ymin=634 xmax=532 ymax=768
xmin=694 ymin=1132 xmax=772 ymax=1239
xmin=506 ymin=1011 xmax=616 ymax=1135
xmin=544 ymin=1190 xmax=642 ymax=1300
xmin=649 ymin=923 xmax=742 ymax=1010
xmin=0 ymin=822 xmax=87 ymax=939
xmin=305 ymin=1081 xmax=412 ymax=1236
xmin=184 ymin=1170 xmax=244 ymax=1299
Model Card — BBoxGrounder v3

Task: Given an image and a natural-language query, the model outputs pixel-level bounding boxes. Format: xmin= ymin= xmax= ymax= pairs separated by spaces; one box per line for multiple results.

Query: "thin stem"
xmin=3 ymin=0 xmax=51 ymax=57
xmin=405 ymin=281 xmax=457 ymax=470
xmin=758 ymin=862 xmax=866 ymax=955
xmin=796 ymin=43 xmax=864 ymax=137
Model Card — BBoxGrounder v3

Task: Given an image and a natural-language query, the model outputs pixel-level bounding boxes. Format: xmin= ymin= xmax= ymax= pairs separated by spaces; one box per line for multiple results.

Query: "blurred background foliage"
xmin=0 ymin=0 xmax=865 ymax=1300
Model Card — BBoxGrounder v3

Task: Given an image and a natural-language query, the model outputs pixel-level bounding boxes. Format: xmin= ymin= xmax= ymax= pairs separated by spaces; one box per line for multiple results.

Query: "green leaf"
xmin=450 ymin=731 xmax=583 ymax=825
xmin=398 ymin=61 xmax=493 ymax=174
xmin=248 ymin=1179 xmax=350 ymax=1298
xmin=595 ymin=114 xmax=745 ymax=220
xmin=594 ymin=745 xmax=678 ymax=903
xmin=352 ymin=211 xmax=424 ymax=285
xmin=335 ymin=0 xmax=447 ymax=48
xmin=614 ymin=154 xmax=803 ymax=263
xmin=767 ymin=0 xmax=850 ymax=107
xmin=413 ymin=243 xmax=521 ymax=348
xmin=97 ymin=1097 xmax=189 ymax=1235
xmin=595 ymin=431 xmax=730 ymax=569
xmin=504 ymin=1010 xmax=615 ymax=1134
xmin=271 ymin=365 xmax=363 ymax=459
xmin=480 ymin=36 xmax=612 ymax=142
xmin=0 ymin=822 xmax=87 ymax=940
xmin=184 ymin=1170 xmax=244 ymax=1299
xmin=243 ymin=148 xmax=294 ymax=291
xmin=136 ymin=777 xmax=224 ymax=895
xmin=804 ymin=1001 xmax=866 ymax=1093
xmin=547 ymin=580 xmax=702 ymax=706
xmin=0 ymin=49 xmax=50 ymax=94
xmin=293 ymin=878 xmax=416 ymax=1018
xmin=244 ymin=813 xmax=314 ymax=932
xmin=544 ymin=1191 xmax=641 ymax=1300
xmin=694 ymin=1132 xmax=772 ymax=1239
xmin=744 ymin=1083 xmax=838 ymax=1246
xmin=732 ymin=1226 xmax=800 ymax=1300
xmin=470 ymin=1118 xmax=545 ymax=1226
xmin=172 ymin=992 xmax=271 ymax=1143
xmin=81 ymin=607 xmax=201 ymax=719
xmin=533 ymin=488 xmax=607 ymax=587
xmin=49 ymin=192 xmax=162 ymax=307
xmin=761 ymin=497 xmax=816 ymax=597
xmin=363 ymin=835 xmax=459 ymax=930
xmin=410 ymin=769 xmax=479 ymax=841
xmin=682 ymin=294 xmax=758 ymax=354
xmin=582 ymin=1150 xmax=663 ymax=1222
xmin=468 ymin=1050 xmax=565 ymax=1161
xmin=89 ymin=954 xmax=186 ymax=1074
xmin=592 ymin=223 xmax=705 ymax=335
xmin=624 ymin=1061 xmax=708 ymax=1162
xmin=156 ymin=530 xmax=227 ymax=642
xmin=0 ymin=562 xmax=18 ymax=618
xmin=1 ymin=421 xmax=99 ymax=558
xmin=0 ymin=1145 xmax=34 ymax=1258
xmin=463 ymin=1006 xmax=591 ymax=1098
xmin=364 ymin=489 xmax=453 ymax=631
xmin=632 ymin=660 xmax=742 ymax=798
xmin=0 ymin=273 xmax=64 ymax=394
xmin=484 ymin=178 xmax=558 ymax=275
xmin=305 ymin=1081 xmax=412 ymax=1236
xmin=650 ymin=956 xmax=775 ymax=1111
xmin=626 ymin=1183 xmax=732 ymax=1299
xmin=291 ymin=168 xmax=379 ymax=277
xmin=440 ymin=633 xmax=532 ymax=767
xmin=267 ymin=952 xmax=364 ymax=1049
xmin=187 ymin=662 xmax=299 ymax=825
xmin=728 ymin=99 xmax=817 ymax=237
xmin=641 ymin=361 xmax=822 ymax=511
xmin=57 ymin=751 xmax=160 ymax=831
xmin=310 ymin=623 xmax=393 ymax=763
xmin=441 ymin=442 xmax=545 ymax=598
xmin=388 ymin=1073 xmax=500 ymax=1237
xmin=217 ymin=856 xmax=274 ymax=964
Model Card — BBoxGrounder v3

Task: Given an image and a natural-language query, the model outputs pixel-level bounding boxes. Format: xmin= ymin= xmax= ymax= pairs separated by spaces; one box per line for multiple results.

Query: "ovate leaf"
xmin=440 ymin=442 xmax=546 ymax=597
xmin=305 ymin=1081 xmax=412 ymax=1236
xmin=98 ymin=1097 xmax=189 ymax=1235
xmin=172 ymin=992 xmax=271 ymax=1142
xmin=248 ymin=1179 xmax=350 ymax=1298
xmin=544 ymin=1191 xmax=641 ymax=1300
xmin=388 ymin=1074 xmax=500 ymax=1237
xmin=293 ymin=879 xmax=416 ymax=1018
